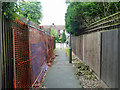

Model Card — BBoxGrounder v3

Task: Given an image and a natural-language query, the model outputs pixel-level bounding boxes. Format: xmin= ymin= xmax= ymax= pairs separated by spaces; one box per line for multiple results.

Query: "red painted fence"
xmin=12 ymin=18 xmax=54 ymax=88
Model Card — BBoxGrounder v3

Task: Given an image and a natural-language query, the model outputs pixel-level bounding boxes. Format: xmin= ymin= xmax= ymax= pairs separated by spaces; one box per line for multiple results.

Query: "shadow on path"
xmin=42 ymin=49 xmax=82 ymax=88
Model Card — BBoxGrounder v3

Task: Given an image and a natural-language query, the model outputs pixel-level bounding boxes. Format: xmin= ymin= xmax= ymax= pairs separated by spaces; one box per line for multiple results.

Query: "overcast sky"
xmin=38 ymin=0 xmax=67 ymax=25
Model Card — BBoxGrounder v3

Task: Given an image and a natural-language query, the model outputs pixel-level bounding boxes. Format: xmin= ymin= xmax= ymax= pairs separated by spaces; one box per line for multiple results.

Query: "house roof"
xmin=41 ymin=25 xmax=65 ymax=31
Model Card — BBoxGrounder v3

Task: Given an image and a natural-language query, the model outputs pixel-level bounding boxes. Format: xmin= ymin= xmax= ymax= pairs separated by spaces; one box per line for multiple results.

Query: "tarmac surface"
xmin=42 ymin=48 xmax=82 ymax=88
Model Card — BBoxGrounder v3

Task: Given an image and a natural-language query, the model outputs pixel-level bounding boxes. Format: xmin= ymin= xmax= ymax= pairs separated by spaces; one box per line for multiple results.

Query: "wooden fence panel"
xmin=84 ymin=34 xmax=88 ymax=63
xmin=76 ymin=36 xmax=83 ymax=60
xmin=80 ymin=35 xmax=83 ymax=60
xmin=76 ymin=37 xmax=79 ymax=57
xmin=101 ymin=29 xmax=118 ymax=88
xmin=71 ymin=29 xmax=119 ymax=87
xmin=118 ymin=29 xmax=120 ymax=88
xmin=71 ymin=33 xmax=101 ymax=77
xmin=84 ymin=32 xmax=101 ymax=77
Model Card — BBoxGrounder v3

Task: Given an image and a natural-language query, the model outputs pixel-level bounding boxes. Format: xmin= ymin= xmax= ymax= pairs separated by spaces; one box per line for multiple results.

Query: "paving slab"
xmin=42 ymin=49 xmax=82 ymax=88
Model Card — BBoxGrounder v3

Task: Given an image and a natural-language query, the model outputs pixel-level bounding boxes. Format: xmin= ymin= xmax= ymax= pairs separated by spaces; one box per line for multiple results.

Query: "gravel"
xmin=73 ymin=57 xmax=104 ymax=88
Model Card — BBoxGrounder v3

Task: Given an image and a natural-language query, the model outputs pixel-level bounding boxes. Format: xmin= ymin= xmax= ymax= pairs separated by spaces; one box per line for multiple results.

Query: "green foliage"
xmin=50 ymin=28 xmax=65 ymax=43
xmin=50 ymin=28 xmax=59 ymax=42
xmin=55 ymin=34 xmax=60 ymax=42
xmin=19 ymin=2 xmax=42 ymax=24
xmin=57 ymin=38 xmax=62 ymax=43
xmin=75 ymin=61 xmax=96 ymax=80
xmin=65 ymin=2 xmax=89 ymax=35
xmin=55 ymin=36 xmax=62 ymax=43
xmin=65 ymin=2 xmax=120 ymax=35
xmin=2 ymin=2 xmax=19 ymax=20
xmin=61 ymin=32 xmax=66 ymax=43
xmin=50 ymin=28 xmax=57 ymax=37
xmin=64 ymin=48 xmax=69 ymax=56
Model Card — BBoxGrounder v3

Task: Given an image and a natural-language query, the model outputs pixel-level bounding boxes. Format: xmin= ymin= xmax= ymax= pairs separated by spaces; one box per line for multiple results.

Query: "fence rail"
xmin=82 ymin=12 xmax=120 ymax=34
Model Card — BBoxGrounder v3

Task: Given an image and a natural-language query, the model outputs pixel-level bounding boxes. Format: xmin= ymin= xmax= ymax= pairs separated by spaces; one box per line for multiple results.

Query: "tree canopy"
xmin=2 ymin=1 xmax=42 ymax=24
xmin=50 ymin=28 xmax=57 ymax=37
xmin=65 ymin=2 xmax=120 ymax=35
xmin=19 ymin=2 xmax=42 ymax=24
xmin=2 ymin=2 xmax=19 ymax=20
xmin=61 ymin=32 xmax=66 ymax=43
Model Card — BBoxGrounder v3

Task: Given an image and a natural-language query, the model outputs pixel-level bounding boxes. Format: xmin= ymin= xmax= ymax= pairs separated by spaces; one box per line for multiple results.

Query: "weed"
xmin=75 ymin=61 xmax=96 ymax=80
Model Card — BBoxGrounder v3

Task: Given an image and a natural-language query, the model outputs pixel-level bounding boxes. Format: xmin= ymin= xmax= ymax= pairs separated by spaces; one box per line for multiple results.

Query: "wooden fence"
xmin=0 ymin=1 xmax=2 ymax=89
xmin=71 ymin=12 xmax=120 ymax=88
xmin=2 ymin=18 xmax=13 ymax=89
xmin=101 ymin=29 xmax=119 ymax=87
xmin=71 ymin=32 xmax=101 ymax=78
xmin=0 ymin=2 xmax=14 ymax=88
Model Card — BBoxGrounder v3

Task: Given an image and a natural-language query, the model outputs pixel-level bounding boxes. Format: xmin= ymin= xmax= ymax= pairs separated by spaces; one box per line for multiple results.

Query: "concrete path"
xmin=42 ymin=49 xmax=82 ymax=88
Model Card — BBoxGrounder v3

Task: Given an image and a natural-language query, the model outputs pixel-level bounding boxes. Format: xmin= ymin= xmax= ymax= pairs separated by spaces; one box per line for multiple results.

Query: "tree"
xmin=55 ymin=34 xmax=59 ymax=42
xmin=19 ymin=2 xmax=42 ymax=24
xmin=65 ymin=2 xmax=88 ymax=35
xmin=65 ymin=2 xmax=120 ymax=35
xmin=50 ymin=28 xmax=57 ymax=37
xmin=2 ymin=2 xmax=19 ymax=20
xmin=61 ymin=32 xmax=66 ymax=43
xmin=50 ymin=28 xmax=61 ymax=42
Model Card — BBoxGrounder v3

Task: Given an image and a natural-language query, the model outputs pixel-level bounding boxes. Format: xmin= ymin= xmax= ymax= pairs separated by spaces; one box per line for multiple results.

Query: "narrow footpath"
xmin=42 ymin=49 xmax=82 ymax=88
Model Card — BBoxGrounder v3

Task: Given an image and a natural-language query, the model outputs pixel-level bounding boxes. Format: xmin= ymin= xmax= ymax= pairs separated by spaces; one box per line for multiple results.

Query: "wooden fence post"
xmin=1 ymin=9 xmax=14 ymax=89
xmin=118 ymin=29 xmax=120 ymax=88
xmin=83 ymin=35 xmax=84 ymax=61
xmin=0 ymin=1 xmax=2 ymax=89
